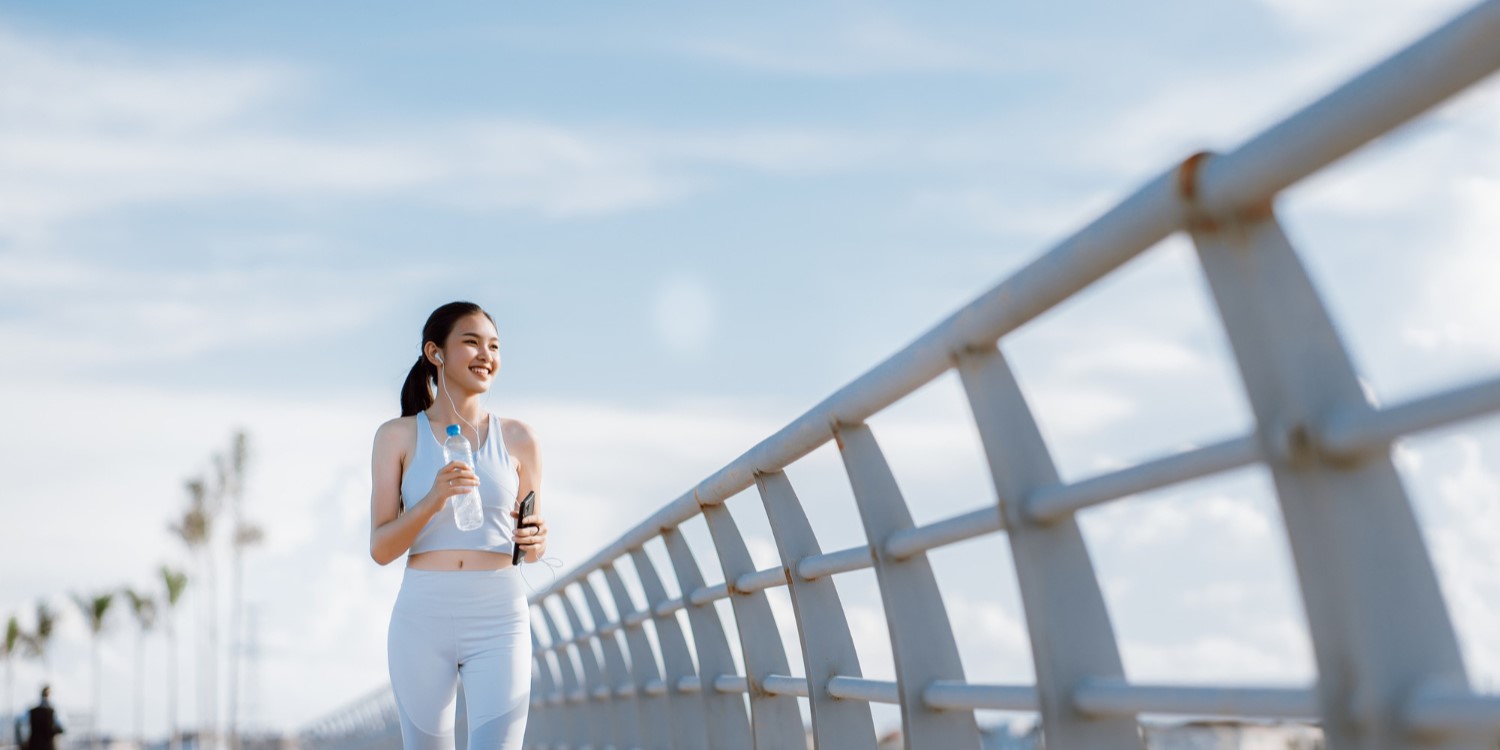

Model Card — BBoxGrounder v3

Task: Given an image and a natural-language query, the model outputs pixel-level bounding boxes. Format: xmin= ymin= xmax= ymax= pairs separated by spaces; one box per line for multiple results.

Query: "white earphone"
xmin=436 ymin=352 xmax=444 ymax=364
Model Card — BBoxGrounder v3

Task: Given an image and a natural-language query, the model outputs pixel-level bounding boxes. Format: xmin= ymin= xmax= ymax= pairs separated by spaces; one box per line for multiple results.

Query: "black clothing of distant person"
xmin=20 ymin=686 xmax=64 ymax=750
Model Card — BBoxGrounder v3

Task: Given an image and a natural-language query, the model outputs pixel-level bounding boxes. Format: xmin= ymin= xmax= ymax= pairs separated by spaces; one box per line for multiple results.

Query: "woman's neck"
xmin=427 ymin=388 xmax=487 ymax=430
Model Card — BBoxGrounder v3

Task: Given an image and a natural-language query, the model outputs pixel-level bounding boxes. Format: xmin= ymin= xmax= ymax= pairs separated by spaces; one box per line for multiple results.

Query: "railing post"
xmin=1188 ymin=202 xmax=1479 ymax=749
xmin=836 ymin=423 xmax=981 ymax=748
xmin=538 ymin=603 xmax=603 ymax=750
xmin=956 ymin=344 xmax=1144 ymax=748
xmin=555 ymin=589 xmax=623 ymax=748
xmin=601 ymin=561 xmax=675 ymax=750
xmin=700 ymin=494 xmax=806 ymax=749
xmin=629 ymin=546 xmax=712 ymax=750
xmin=661 ymin=526 xmax=755 ymax=750
xmin=578 ymin=574 xmax=643 ymax=747
xmin=756 ymin=470 xmax=878 ymax=749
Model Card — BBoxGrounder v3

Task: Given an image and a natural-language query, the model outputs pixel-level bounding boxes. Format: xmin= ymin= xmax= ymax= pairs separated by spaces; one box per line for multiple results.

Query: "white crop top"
xmin=401 ymin=410 xmax=521 ymax=556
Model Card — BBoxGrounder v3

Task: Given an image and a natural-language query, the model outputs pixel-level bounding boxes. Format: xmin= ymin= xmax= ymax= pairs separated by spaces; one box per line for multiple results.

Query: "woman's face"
xmin=440 ymin=312 xmax=501 ymax=392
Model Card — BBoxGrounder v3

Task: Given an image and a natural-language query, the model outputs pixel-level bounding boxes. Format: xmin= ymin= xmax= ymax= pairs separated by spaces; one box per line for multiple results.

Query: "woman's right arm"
xmin=369 ymin=419 xmax=439 ymax=566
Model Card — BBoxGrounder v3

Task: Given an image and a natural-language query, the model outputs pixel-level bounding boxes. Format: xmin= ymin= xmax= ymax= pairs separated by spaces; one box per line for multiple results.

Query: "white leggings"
xmin=387 ymin=566 xmax=531 ymax=750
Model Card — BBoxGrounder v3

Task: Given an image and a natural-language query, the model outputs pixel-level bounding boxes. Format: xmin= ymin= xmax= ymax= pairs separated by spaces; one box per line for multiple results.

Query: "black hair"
xmin=400 ymin=301 xmax=497 ymax=417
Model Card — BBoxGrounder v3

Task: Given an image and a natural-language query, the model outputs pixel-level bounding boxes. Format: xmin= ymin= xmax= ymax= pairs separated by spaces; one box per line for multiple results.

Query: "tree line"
xmin=2 ymin=429 xmax=264 ymax=750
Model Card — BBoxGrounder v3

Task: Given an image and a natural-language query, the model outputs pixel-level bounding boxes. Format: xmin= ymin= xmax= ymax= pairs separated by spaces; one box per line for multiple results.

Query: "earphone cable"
xmin=437 ymin=365 xmax=483 ymax=439
xmin=518 ymin=556 xmax=565 ymax=594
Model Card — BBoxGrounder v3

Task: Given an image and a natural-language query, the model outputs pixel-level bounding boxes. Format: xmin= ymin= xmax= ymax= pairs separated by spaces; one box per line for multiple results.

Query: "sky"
xmin=1 ymin=0 xmax=1498 ymax=740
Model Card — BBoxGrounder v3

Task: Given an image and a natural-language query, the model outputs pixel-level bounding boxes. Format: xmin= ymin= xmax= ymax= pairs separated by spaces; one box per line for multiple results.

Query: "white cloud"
xmin=844 ymin=603 xmax=896 ymax=682
xmin=14 ymin=0 xmax=1482 ymax=250
xmin=1412 ymin=435 xmax=1500 ymax=688
xmin=1180 ymin=581 xmax=1254 ymax=610
xmin=1025 ymin=382 xmax=1138 ymax=440
xmin=0 ymin=117 xmax=443 ymax=242
xmin=1123 ymin=624 xmax=1315 ymax=684
xmin=1400 ymin=175 xmax=1500 ymax=359
xmin=1253 ymin=0 xmax=1473 ymax=44
xmin=0 ymin=26 xmax=294 ymax=133
xmin=1070 ymin=59 xmax=1341 ymax=179
xmin=743 ymin=534 xmax=781 ymax=572
xmin=7 ymin=14 xmax=1135 ymax=242
xmin=947 ymin=596 xmax=1033 ymax=683
xmin=1055 ymin=337 xmax=1212 ymax=379
xmin=434 ymin=121 xmax=692 ymax=218
xmin=1088 ymin=493 xmax=1275 ymax=552
xmin=0 ymin=22 xmax=907 ymax=238
xmin=1066 ymin=8 xmax=1496 ymax=183
xmin=680 ymin=17 xmax=1018 ymax=77
xmin=810 ymin=588 xmax=1032 ymax=688
xmin=0 ymin=258 xmax=429 ymax=366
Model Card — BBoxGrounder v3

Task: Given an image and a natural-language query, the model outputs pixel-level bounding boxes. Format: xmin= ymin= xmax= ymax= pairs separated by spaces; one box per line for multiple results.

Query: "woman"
xmin=369 ymin=301 xmax=550 ymax=750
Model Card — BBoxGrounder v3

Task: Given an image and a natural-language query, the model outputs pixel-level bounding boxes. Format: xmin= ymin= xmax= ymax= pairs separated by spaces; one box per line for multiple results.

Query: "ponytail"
xmin=399 ymin=301 xmax=496 ymax=417
xmin=400 ymin=356 xmax=435 ymax=417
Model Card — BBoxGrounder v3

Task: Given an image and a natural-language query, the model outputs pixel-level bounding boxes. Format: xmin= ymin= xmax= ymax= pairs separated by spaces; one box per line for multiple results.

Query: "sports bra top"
xmin=401 ymin=410 xmax=521 ymax=557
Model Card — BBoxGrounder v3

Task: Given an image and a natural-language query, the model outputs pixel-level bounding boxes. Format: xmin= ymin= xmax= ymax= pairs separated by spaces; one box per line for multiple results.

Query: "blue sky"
xmin=1 ymin=0 xmax=1497 ymax=739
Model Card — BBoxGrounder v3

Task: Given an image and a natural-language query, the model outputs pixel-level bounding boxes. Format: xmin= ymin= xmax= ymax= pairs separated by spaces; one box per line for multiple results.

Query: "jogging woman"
xmin=369 ymin=301 xmax=549 ymax=750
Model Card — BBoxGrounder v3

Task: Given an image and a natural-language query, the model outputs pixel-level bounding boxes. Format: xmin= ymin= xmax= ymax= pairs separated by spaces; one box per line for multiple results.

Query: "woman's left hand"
xmin=511 ymin=508 xmax=548 ymax=561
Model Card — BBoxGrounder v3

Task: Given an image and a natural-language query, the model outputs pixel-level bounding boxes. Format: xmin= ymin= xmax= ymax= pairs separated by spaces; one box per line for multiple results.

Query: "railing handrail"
xmin=530 ymin=0 xmax=1500 ymax=605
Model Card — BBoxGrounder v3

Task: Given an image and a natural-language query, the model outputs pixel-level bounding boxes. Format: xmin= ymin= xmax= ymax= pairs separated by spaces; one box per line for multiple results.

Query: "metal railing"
xmin=519 ymin=2 xmax=1500 ymax=749
xmin=300 ymin=2 xmax=1500 ymax=749
xmin=299 ymin=686 xmax=402 ymax=750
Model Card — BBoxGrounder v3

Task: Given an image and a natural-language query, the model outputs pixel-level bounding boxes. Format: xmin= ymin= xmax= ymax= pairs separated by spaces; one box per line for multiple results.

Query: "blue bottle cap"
xmin=447 ymin=424 xmax=461 ymax=436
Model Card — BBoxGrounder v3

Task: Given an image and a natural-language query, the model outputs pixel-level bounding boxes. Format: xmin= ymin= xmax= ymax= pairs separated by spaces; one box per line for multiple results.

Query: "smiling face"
xmin=437 ymin=312 xmax=501 ymax=392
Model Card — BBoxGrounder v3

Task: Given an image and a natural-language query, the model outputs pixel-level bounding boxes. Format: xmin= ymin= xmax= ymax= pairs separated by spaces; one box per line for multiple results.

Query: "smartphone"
xmin=512 ymin=491 xmax=536 ymax=566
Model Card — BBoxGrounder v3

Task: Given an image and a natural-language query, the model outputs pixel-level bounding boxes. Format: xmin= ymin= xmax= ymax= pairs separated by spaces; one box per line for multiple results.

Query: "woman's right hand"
xmin=425 ymin=460 xmax=480 ymax=510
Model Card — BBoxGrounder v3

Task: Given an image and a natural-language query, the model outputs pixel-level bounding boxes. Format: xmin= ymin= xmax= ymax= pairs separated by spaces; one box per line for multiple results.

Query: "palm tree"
xmin=72 ymin=591 xmax=115 ymax=750
xmin=217 ymin=431 xmax=263 ymax=750
xmin=160 ymin=566 xmax=189 ymax=750
xmin=3 ymin=616 xmax=21 ymax=736
xmin=15 ymin=602 xmax=54 ymax=741
xmin=14 ymin=604 xmax=53 ymax=743
xmin=26 ymin=601 xmax=57 ymax=680
xmin=122 ymin=588 xmax=158 ymax=746
xmin=228 ymin=520 xmax=262 ymax=748
xmin=170 ymin=477 xmax=217 ymax=750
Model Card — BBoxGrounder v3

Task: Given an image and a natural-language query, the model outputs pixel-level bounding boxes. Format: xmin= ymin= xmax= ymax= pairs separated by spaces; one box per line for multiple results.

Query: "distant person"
xmin=369 ymin=301 xmax=550 ymax=750
xmin=21 ymin=686 xmax=64 ymax=750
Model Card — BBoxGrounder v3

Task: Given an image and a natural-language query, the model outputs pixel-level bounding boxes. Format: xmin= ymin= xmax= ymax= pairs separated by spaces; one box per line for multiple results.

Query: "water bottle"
xmin=443 ymin=424 xmax=484 ymax=531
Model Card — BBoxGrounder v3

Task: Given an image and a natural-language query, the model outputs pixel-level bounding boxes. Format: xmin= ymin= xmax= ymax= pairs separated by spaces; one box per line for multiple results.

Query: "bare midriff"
xmin=407 ymin=550 xmax=514 ymax=571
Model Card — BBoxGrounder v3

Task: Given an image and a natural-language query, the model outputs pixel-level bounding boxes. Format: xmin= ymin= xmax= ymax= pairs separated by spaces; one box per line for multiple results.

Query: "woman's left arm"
xmin=508 ymin=419 xmax=548 ymax=563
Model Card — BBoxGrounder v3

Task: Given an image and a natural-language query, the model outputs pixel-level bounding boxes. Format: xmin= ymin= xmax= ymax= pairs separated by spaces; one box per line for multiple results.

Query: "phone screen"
xmin=512 ymin=491 xmax=536 ymax=565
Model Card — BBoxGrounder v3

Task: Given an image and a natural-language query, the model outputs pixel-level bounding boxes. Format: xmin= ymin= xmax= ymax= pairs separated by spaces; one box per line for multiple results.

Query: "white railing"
xmin=303 ymin=2 xmax=1500 ymax=749
xmin=298 ymin=686 xmax=401 ymax=750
